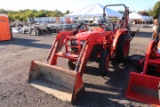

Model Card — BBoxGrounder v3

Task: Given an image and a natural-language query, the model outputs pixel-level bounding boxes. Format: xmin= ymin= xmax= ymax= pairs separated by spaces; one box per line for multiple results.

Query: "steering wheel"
xmin=76 ymin=23 xmax=88 ymax=32
xmin=98 ymin=23 xmax=111 ymax=31
xmin=99 ymin=23 xmax=109 ymax=28
xmin=73 ymin=23 xmax=88 ymax=35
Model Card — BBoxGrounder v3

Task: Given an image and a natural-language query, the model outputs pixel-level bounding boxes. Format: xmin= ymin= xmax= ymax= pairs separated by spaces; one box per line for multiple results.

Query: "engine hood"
xmin=75 ymin=31 xmax=97 ymax=40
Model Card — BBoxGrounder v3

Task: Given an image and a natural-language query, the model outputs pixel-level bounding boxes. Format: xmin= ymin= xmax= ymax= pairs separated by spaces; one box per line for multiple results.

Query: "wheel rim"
xmin=123 ymin=40 xmax=130 ymax=57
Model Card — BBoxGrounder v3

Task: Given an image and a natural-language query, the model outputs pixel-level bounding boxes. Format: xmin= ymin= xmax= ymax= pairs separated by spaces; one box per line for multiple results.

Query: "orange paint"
xmin=65 ymin=17 xmax=71 ymax=23
xmin=0 ymin=14 xmax=12 ymax=41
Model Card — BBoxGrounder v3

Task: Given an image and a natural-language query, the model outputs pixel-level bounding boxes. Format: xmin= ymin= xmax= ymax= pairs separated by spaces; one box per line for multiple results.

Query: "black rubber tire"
xmin=99 ymin=50 xmax=110 ymax=75
xmin=116 ymin=34 xmax=130 ymax=61
xmin=68 ymin=60 xmax=76 ymax=70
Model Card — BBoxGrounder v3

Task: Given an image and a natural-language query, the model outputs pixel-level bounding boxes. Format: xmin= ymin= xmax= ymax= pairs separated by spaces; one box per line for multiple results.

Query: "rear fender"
xmin=112 ymin=29 xmax=128 ymax=54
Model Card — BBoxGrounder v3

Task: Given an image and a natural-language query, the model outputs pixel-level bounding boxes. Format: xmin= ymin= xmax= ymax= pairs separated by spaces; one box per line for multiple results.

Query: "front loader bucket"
xmin=28 ymin=60 xmax=84 ymax=103
xmin=126 ymin=72 xmax=160 ymax=106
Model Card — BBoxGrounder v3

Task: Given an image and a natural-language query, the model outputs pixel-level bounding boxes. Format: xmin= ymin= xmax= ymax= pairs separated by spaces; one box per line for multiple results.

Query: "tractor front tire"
xmin=99 ymin=50 xmax=110 ymax=75
xmin=116 ymin=34 xmax=130 ymax=61
xmin=68 ymin=60 xmax=76 ymax=70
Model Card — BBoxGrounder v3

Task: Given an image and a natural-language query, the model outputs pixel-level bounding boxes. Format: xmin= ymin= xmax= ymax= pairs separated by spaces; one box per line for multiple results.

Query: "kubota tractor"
xmin=126 ymin=14 xmax=160 ymax=106
xmin=28 ymin=4 xmax=135 ymax=102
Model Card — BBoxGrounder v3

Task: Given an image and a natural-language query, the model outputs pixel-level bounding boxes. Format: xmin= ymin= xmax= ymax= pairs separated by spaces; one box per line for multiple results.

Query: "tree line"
xmin=119 ymin=1 xmax=160 ymax=19
xmin=0 ymin=9 xmax=70 ymax=22
xmin=0 ymin=1 xmax=160 ymax=22
xmin=148 ymin=1 xmax=160 ymax=19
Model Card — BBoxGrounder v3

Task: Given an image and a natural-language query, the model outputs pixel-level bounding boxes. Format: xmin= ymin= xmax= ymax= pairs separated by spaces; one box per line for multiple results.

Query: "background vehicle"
xmin=46 ymin=25 xmax=57 ymax=33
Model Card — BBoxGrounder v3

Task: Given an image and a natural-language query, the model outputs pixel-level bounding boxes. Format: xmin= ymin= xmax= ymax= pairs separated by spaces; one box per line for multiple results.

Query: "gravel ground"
xmin=0 ymin=27 xmax=154 ymax=107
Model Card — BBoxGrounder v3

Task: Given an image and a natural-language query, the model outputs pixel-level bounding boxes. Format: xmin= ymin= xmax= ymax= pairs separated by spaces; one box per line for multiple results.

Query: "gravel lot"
xmin=0 ymin=26 xmax=154 ymax=107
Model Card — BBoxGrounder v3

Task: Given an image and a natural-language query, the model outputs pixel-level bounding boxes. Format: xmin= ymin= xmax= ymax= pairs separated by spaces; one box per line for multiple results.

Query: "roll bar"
xmin=103 ymin=4 xmax=129 ymax=28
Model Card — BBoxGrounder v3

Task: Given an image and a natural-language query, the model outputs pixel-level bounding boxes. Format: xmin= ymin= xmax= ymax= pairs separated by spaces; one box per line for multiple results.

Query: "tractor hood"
xmin=75 ymin=31 xmax=98 ymax=40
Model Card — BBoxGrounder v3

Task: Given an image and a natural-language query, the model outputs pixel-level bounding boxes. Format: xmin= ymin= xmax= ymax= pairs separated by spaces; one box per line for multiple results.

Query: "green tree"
xmin=38 ymin=10 xmax=47 ymax=17
xmin=118 ymin=10 xmax=133 ymax=14
xmin=0 ymin=9 xmax=7 ymax=13
xmin=26 ymin=10 xmax=35 ymax=18
xmin=118 ymin=10 xmax=124 ymax=14
xmin=50 ymin=9 xmax=64 ymax=17
xmin=147 ymin=8 xmax=153 ymax=16
xmin=152 ymin=1 xmax=160 ymax=18
xmin=64 ymin=10 xmax=70 ymax=15
xmin=0 ymin=9 xmax=68 ymax=22
xmin=138 ymin=10 xmax=148 ymax=16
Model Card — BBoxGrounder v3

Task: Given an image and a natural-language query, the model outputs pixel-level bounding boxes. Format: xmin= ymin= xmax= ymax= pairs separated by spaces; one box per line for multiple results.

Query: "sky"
xmin=0 ymin=0 xmax=159 ymax=12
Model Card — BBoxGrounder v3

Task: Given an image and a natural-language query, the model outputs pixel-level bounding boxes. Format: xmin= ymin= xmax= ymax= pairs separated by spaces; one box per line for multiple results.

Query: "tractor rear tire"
xmin=99 ymin=50 xmax=110 ymax=75
xmin=116 ymin=34 xmax=130 ymax=61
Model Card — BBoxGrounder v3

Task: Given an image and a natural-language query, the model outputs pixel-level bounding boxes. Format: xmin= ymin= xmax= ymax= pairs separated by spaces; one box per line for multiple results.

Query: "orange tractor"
xmin=126 ymin=14 xmax=160 ymax=106
xmin=28 ymin=4 xmax=136 ymax=102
